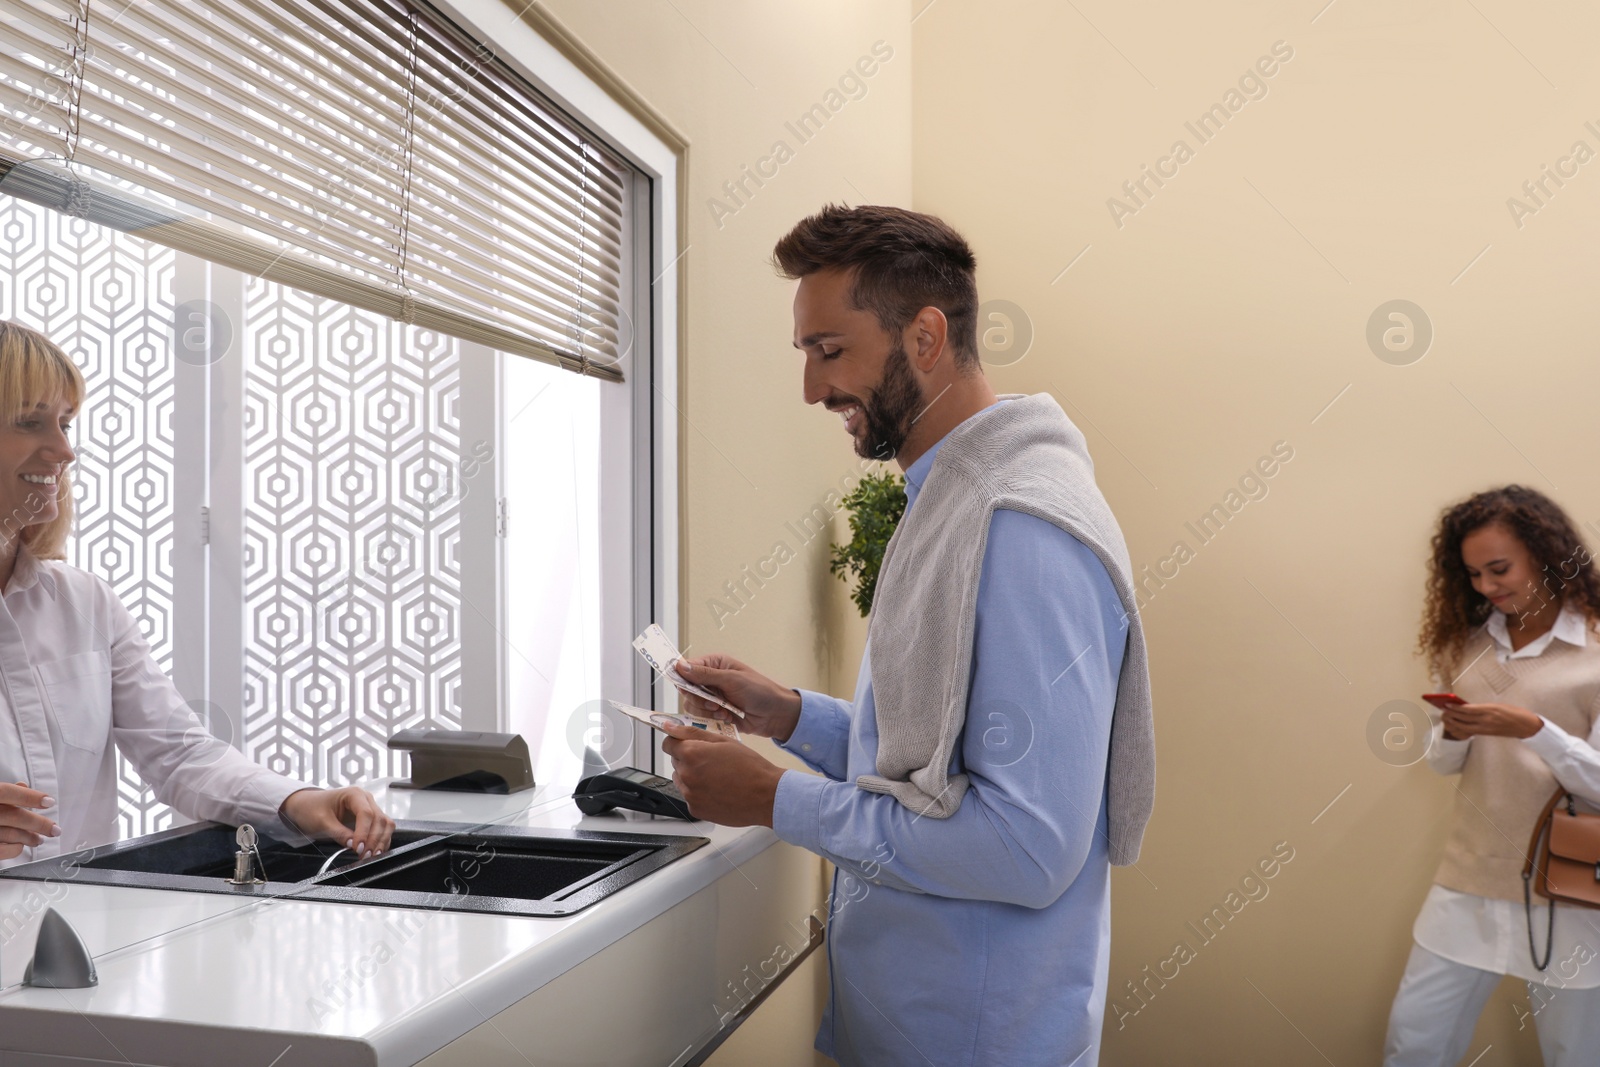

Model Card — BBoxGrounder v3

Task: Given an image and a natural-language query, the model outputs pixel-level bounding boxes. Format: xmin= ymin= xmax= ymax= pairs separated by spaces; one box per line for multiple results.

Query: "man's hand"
xmin=675 ymin=654 xmax=802 ymax=741
xmin=279 ymin=786 xmax=395 ymax=858
xmin=1443 ymin=702 xmax=1544 ymax=741
xmin=0 ymin=782 xmax=58 ymax=861
xmin=660 ymin=723 xmax=785 ymax=826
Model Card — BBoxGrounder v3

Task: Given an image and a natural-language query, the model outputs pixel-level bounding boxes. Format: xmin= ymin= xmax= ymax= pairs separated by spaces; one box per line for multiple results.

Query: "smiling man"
xmin=661 ymin=205 xmax=1156 ymax=1066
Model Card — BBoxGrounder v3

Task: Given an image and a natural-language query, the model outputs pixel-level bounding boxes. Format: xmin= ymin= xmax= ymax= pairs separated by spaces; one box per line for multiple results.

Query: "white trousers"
xmin=1384 ymin=942 xmax=1600 ymax=1067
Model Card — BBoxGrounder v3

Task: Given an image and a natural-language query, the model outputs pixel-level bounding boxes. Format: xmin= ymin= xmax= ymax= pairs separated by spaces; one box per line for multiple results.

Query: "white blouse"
xmin=0 ymin=545 xmax=303 ymax=868
xmin=1415 ymin=601 xmax=1600 ymax=987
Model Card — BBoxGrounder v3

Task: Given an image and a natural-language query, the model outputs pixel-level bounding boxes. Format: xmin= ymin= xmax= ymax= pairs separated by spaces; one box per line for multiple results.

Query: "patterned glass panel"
xmin=240 ymin=280 xmax=463 ymax=785
xmin=0 ymin=198 xmax=179 ymax=838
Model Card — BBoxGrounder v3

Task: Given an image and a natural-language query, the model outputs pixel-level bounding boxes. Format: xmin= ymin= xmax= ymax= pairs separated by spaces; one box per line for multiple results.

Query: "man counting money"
xmin=660 ymin=205 xmax=1156 ymax=1067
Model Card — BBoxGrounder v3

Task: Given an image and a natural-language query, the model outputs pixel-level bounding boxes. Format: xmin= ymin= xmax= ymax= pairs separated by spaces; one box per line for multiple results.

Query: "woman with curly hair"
xmin=1384 ymin=485 xmax=1600 ymax=1065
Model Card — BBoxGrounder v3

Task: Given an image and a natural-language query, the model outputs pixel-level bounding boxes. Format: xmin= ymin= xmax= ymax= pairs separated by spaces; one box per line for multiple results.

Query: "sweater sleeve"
xmin=772 ymin=509 xmax=1124 ymax=908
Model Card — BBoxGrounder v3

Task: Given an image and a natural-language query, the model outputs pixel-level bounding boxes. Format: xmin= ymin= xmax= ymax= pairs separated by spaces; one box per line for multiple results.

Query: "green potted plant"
xmin=830 ymin=470 xmax=907 ymax=617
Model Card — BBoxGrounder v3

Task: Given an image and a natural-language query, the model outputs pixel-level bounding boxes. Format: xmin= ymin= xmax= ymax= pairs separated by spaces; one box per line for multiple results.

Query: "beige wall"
xmin=530 ymin=0 xmax=906 ymax=684
xmin=526 ymin=2 xmax=909 ymax=1063
xmin=913 ymin=0 xmax=1600 ymax=1063
xmin=525 ymin=0 xmax=1600 ymax=1062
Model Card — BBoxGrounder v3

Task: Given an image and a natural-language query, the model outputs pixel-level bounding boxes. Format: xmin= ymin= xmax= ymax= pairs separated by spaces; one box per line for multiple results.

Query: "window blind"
xmin=0 ymin=0 xmax=630 ymax=381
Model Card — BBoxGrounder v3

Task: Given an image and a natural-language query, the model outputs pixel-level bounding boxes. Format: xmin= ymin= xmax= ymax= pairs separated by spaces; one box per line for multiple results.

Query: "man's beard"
xmin=854 ymin=341 xmax=923 ymax=462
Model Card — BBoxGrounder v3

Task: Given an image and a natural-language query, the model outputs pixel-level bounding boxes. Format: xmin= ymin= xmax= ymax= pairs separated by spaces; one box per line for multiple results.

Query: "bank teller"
xmin=0 ymin=321 xmax=393 ymax=867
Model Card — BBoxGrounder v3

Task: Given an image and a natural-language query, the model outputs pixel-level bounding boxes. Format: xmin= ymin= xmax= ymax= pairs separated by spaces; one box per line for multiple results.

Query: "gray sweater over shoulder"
xmin=858 ymin=392 xmax=1156 ymax=866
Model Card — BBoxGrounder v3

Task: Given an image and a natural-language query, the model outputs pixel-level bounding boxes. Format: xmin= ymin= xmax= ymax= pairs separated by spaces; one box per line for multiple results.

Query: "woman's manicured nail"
xmin=48 ymin=824 xmax=61 ymax=837
xmin=40 ymin=796 xmax=54 ymax=807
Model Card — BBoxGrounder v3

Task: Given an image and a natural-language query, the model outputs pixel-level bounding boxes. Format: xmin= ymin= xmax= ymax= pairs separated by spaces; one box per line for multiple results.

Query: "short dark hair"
xmin=772 ymin=204 xmax=980 ymax=368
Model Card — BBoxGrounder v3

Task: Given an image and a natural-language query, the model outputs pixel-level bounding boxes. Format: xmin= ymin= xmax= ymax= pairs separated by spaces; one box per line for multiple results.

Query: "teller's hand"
xmin=280 ymin=786 xmax=394 ymax=858
xmin=0 ymin=781 xmax=59 ymax=861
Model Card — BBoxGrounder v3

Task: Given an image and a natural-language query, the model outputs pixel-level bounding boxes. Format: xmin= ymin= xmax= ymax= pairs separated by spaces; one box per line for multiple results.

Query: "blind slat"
xmin=0 ymin=0 xmax=632 ymax=375
xmin=137 ymin=0 xmax=417 ymax=138
xmin=407 ymin=140 xmax=624 ymax=263
xmin=109 ymin=2 xmax=414 ymax=158
xmin=75 ymin=126 xmax=405 ymax=277
xmin=408 ymin=163 xmax=623 ymax=276
xmin=0 ymin=4 xmax=79 ymax=155
xmin=77 ymin=78 xmax=409 ymax=238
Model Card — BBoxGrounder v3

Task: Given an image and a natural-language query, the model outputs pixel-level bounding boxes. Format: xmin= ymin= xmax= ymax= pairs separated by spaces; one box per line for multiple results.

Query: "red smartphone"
xmin=1422 ymin=692 xmax=1466 ymax=711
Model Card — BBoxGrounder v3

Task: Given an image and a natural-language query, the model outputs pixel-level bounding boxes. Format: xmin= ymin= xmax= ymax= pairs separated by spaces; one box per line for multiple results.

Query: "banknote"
xmin=607 ymin=700 xmax=739 ymax=738
xmin=631 ymin=623 xmax=745 ymax=717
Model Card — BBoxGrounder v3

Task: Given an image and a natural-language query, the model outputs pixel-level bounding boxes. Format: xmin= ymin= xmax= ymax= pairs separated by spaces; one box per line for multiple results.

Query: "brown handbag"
xmin=1522 ymin=788 xmax=1600 ymax=969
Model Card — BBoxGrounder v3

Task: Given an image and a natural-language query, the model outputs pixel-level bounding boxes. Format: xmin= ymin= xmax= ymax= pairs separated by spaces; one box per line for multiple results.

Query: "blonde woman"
xmin=1385 ymin=485 xmax=1600 ymax=1065
xmin=0 ymin=321 xmax=392 ymax=866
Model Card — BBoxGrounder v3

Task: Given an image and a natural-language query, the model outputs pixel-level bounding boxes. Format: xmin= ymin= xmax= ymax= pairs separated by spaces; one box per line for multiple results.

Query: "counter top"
xmin=0 ymin=779 xmax=783 ymax=1066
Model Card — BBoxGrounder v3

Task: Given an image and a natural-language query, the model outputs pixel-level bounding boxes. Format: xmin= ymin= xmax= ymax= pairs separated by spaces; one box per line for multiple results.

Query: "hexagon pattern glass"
xmin=0 ymin=200 xmax=469 ymax=833
xmin=0 ymin=198 xmax=180 ymax=838
xmin=241 ymin=280 xmax=463 ymax=787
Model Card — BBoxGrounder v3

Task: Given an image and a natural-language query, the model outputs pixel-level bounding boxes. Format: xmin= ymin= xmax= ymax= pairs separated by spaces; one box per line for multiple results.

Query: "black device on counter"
xmin=574 ymin=768 xmax=695 ymax=821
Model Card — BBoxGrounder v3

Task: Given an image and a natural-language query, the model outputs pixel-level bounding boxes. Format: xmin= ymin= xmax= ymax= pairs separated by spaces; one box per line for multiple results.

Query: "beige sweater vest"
xmin=1434 ymin=621 xmax=1600 ymax=901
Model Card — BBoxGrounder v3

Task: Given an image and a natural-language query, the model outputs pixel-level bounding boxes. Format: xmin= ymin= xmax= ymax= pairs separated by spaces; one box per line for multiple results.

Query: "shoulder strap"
xmin=1523 ymin=787 xmax=1568 ymax=878
xmin=1522 ymin=787 xmax=1567 ymax=972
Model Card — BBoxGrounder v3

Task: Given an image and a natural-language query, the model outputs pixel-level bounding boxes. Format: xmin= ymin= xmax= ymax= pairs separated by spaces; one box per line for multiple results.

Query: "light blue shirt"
xmin=772 ymin=400 xmax=1129 ymax=1066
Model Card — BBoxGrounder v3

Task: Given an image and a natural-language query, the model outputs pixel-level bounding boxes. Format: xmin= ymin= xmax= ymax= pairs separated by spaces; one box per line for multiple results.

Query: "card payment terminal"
xmin=574 ymin=767 xmax=696 ymax=821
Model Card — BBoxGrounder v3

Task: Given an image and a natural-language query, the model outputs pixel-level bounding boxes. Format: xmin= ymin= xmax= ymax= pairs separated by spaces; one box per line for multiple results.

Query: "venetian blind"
xmin=0 ymin=0 xmax=629 ymax=380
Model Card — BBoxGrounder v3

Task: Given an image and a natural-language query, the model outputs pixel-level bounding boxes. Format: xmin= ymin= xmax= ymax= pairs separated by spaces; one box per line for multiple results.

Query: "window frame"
xmin=424 ymin=0 xmax=681 ymax=773
xmin=1 ymin=0 xmax=676 ymax=823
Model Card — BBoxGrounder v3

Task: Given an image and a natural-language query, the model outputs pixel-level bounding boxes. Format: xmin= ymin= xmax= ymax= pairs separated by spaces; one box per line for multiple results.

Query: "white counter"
xmin=0 ymin=779 xmax=823 ymax=1066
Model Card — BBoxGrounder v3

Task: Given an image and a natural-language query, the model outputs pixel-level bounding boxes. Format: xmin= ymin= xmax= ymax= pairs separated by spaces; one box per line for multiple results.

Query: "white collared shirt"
xmin=1418 ymin=600 xmax=1600 ymax=986
xmin=1484 ymin=599 xmax=1591 ymax=663
xmin=0 ymin=544 xmax=303 ymax=868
